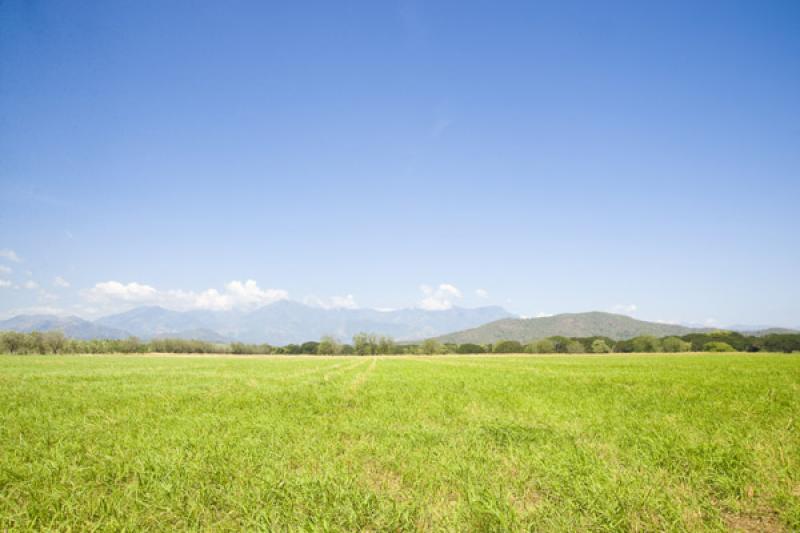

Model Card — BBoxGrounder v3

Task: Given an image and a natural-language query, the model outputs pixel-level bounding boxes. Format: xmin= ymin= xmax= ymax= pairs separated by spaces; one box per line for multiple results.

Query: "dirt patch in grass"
xmin=723 ymin=510 xmax=785 ymax=532
xmin=361 ymin=459 xmax=407 ymax=501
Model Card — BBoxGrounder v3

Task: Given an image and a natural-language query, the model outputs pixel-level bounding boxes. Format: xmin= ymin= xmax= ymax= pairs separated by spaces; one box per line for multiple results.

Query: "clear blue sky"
xmin=1 ymin=1 xmax=798 ymax=326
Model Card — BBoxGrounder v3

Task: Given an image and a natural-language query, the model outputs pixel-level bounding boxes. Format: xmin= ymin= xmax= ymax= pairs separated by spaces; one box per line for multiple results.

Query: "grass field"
xmin=1 ymin=353 xmax=798 ymax=531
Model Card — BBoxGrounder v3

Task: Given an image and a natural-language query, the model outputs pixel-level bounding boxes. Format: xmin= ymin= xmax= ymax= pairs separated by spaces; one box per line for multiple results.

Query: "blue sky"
xmin=1 ymin=1 xmax=798 ymax=326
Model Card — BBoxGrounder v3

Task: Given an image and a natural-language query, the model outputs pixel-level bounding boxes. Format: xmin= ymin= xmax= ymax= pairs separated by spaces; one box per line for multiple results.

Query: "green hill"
xmin=434 ymin=312 xmax=705 ymax=344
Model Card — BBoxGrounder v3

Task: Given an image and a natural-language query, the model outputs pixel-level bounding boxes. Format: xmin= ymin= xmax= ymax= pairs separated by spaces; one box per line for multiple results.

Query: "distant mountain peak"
xmin=435 ymin=311 xmax=708 ymax=344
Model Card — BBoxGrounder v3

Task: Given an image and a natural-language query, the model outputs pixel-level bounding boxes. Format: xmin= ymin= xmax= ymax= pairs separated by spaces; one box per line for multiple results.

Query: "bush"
xmin=704 ymin=341 xmax=736 ymax=352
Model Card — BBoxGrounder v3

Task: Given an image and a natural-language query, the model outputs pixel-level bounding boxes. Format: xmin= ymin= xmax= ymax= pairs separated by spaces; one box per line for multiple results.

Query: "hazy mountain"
xmin=93 ymin=302 xmax=513 ymax=344
xmin=95 ymin=306 xmax=221 ymax=337
xmin=0 ymin=314 xmax=129 ymax=340
xmin=434 ymin=312 xmax=709 ymax=344
xmin=5 ymin=306 xmax=790 ymax=345
xmin=725 ymin=325 xmax=799 ymax=336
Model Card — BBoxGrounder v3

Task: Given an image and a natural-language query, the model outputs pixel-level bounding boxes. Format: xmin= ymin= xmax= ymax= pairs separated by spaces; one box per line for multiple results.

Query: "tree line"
xmin=1 ymin=329 xmax=799 ymax=355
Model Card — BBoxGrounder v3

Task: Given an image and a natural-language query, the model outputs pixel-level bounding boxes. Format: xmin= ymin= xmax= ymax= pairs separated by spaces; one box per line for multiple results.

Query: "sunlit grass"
xmin=1 ymin=353 xmax=798 ymax=531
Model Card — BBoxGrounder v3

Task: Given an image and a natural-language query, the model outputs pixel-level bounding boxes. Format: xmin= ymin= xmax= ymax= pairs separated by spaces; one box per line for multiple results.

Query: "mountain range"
xmin=1 ymin=305 xmax=795 ymax=345
xmin=0 ymin=302 xmax=512 ymax=344
xmin=434 ymin=312 xmax=797 ymax=344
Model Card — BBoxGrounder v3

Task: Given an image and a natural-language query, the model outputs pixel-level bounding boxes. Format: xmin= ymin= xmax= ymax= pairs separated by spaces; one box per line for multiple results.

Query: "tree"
xmin=493 ymin=340 xmax=523 ymax=353
xmin=631 ymin=335 xmax=662 ymax=353
xmin=418 ymin=339 xmax=443 ymax=355
xmin=377 ymin=336 xmax=396 ymax=355
xmin=662 ymin=336 xmax=692 ymax=352
xmin=548 ymin=336 xmax=571 ymax=353
xmin=591 ymin=339 xmax=611 ymax=353
xmin=703 ymin=341 xmax=736 ymax=352
xmin=528 ymin=339 xmax=555 ymax=353
xmin=300 ymin=341 xmax=320 ymax=354
xmin=284 ymin=344 xmax=302 ymax=355
xmin=353 ymin=333 xmax=377 ymax=355
xmin=456 ymin=343 xmax=485 ymax=354
xmin=760 ymin=334 xmax=800 ymax=353
xmin=565 ymin=340 xmax=585 ymax=353
xmin=317 ymin=336 xmax=341 ymax=355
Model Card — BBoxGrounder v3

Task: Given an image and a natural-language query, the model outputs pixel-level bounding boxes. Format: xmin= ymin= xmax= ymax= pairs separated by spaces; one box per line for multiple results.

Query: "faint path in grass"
xmin=348 ymin=356 xmax=377 ymax=394
xmin=275 ymin=358 xmax=355 ymax=382
xmin=294 ymin=357 xmax=368 ymax=386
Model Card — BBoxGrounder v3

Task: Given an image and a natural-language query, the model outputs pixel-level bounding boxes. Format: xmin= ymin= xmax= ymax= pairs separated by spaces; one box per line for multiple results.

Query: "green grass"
xmin=1 ymin=353 xmax=798 ymax=531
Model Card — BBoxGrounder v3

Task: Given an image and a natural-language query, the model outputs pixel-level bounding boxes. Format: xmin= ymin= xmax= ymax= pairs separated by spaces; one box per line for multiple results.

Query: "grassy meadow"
xmin=1 ymin=353 xmax=798 ymax=531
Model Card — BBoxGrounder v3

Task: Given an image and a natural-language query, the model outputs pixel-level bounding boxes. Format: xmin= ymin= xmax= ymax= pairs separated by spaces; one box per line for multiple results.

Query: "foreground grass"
xmin=1 ymin=354 xmax=798 ymax=531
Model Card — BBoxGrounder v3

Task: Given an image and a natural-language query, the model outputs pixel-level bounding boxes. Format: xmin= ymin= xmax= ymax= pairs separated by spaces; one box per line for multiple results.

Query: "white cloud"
xmin=84 ymin=279 xmax=288 ymax=312
xmin=305 ymin=294 xmax=359 ymax=310
xmin=222 ymin=280 xmax=288 ymax=309
xmin=535 ymin=312 xmax=553 ymax=318
xmin=0 ymin=265 xmax=11 ymax=274
xmin=87 ymin=281 xmax=158 ymax=302
xmin=611 ymin=304 xmax=637 ymax=315
xmin=0 ymin=249 xmax=21 ymax=262
xmin=475 ymin=288 xmax=489 ymax=298
xmin=22 ymin=280 xmax=39 ymax=290
xmin=0 ymin=279 xmax=11 ymax=288
xmin=655 ymin=319 xmax=680 ymax=325
xmin=418 ymin=283 xmax=462 ymax=310
xmin=53 ymin=276 xmax=71 ymax=288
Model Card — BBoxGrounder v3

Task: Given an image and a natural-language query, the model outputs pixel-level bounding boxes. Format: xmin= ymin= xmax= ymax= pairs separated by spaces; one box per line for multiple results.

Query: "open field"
xmin=1 ymin=353 xmax=798 ymax=531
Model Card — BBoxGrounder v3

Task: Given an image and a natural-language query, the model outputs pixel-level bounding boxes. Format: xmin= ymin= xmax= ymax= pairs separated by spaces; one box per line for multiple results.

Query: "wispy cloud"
xmin=22 ymin=280 xmax=39 ymax=290
xmin=305 ymin=294 xmax=358 ymax=310
xmin=418 ymin=283 xmax=462 ymax=310
xmin=475 ymin=288 xmax=489 ymax=298
xmin=38 ymin=290 xmax=58 ymax=302
xmin=0 ymin=249 xmax=21 ymax=262
xmin=610 ymin=304 xmax=637 ymax=315
xmin=53 ymin=276 xmax=71 ymax=288
xmin=0 ymin=306 xmax=67 ymax=320
xmin=0 ymin=265 xmax=11 ymax=274
xmin=0 ymin=279 xmax=12 ymax=288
